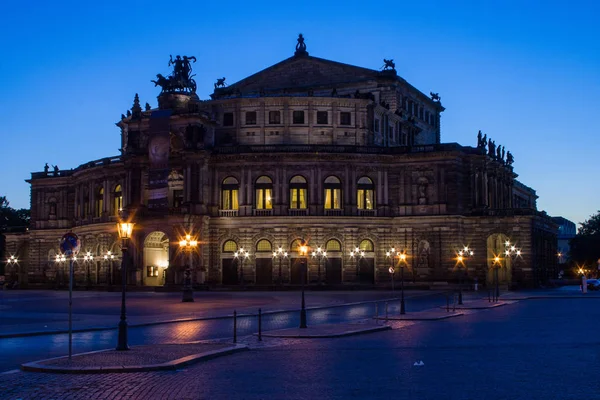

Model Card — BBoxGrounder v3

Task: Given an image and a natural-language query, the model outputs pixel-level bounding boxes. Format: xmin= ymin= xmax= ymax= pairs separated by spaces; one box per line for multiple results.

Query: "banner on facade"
xmin=147 ymin=110 xmax=172 ymax=210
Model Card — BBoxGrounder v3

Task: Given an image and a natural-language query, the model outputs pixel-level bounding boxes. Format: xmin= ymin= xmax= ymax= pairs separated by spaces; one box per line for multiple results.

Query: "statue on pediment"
xmin=295 ymin=34 xmax=308 ymax=56
xmin=506 ymin=151 xmax=514 ymax=165
xmin=430 ymin=92 xmax=441 ymax=102
xmin=214 ymin=77 xmax=227 ymax=89
xmin=382 ymin=59 xmax=395 ymax=71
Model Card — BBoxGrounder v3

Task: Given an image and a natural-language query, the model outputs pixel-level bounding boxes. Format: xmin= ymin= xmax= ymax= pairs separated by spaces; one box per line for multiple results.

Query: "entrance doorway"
xmin=325 ymin=258 xmax=342 ymax=284
xmin=143 ymin=232 xmax=169 ymax=287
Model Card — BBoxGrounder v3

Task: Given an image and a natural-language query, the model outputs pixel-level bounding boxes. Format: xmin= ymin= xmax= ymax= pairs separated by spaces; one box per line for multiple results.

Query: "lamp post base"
xmin=116 ymin=320 xmax=129 ymax=351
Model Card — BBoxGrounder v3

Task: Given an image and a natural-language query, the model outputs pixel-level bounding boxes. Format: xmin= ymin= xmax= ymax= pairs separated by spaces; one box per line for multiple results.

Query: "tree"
xmin=0 ymin=196 xmax=30 ymax=231
xmin=569 ymin=210 xmax=600 ymax=268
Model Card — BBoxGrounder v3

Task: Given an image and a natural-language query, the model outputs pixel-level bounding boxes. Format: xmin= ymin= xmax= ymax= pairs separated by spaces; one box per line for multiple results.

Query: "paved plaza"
xmin=1 ymin=288 xmax=599 ymax=399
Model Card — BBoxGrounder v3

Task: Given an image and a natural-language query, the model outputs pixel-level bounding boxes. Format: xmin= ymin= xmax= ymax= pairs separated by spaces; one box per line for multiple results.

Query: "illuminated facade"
xmin=3 ymin=37 xmax=558 ymax=289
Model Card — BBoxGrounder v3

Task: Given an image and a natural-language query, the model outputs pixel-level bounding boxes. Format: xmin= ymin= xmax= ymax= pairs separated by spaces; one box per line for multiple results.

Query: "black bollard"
xmin=233 ymin=310 xmax=237 ymax=344
xmin=258 ymin=308 xmax=262 ymax=342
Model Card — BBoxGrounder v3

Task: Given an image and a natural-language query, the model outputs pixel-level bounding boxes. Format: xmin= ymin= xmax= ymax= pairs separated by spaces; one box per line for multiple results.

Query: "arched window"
xmin=256 ymin=239 xmax=272 ymax=252
xmin=290 ymin=239 xmax=304 ymax=253
xmin=359 ymin=239 xmax=374 ymax=252
xmin=223 ymin=240 xmax=238 ymax=252
xmin=289 ymin=175 xmax=307 ymax=209
xmin=255 ymin=176 xmax=273 ymax=210
xmin=325 ymin=239 xmax=341 ymax=251
xmin=113 ymin=185 xmax=122 ymax=215
xmin=357 ymin=177 xmax=375 ymax=210
xmin=94 ymin=187 xmax=103 ymax=217
xmin=221 ymin=177 xmax=239 ymax=210
xmin=324 ymin=176 xmax=342 ymax=209
xmin=48 ymin=197 xmax=57 ymax=216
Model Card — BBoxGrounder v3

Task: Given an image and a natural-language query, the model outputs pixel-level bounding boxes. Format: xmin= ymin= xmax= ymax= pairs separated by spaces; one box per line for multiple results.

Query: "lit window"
xmin=357 ymin=177 xmax=374 ymax=210
xmin=324 ymin=176 xmax=342 ymax=209
xmin=256 ymin=239 xmax=272 ymax=252
xmin=221 ymin=177 xmax=239 ymax=210
xmin=255 ymin=176 xmax=273 ymax=210
xmin=223 ymin=240 xmax=238 ymax=252
xmin=359 ymin=239 xmax=374 ymax=252
xmin=113 ymin=185 xmax=122 ymax=215
xmin=289 ymin=175 xmax=307 ymax=209
xmin=325 ymin=239 xmax=341 ymax=251
xmin=94 ymin=187 xmax=104 ymax=217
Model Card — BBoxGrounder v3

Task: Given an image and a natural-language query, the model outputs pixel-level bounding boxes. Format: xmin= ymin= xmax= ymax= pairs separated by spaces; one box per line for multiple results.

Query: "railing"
xmin=31 ymin=156 xmax=123 ymax=179
xmin=358 ymin=209 xmax=376 ymax=217
xmin=219 ymin=209 xmax=239 ymax=217
xmin=324 ymin=209 xmax=343 ymax=217
xmin=253 ymin=209 xmax=273 ymax=216
xmin=288 ymin=209 xmax=308 ymax=216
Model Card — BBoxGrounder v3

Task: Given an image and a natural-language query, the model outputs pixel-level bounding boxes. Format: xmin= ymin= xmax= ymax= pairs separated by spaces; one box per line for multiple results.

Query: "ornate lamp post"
xmin=179 ymin=233 xmax=198 ymax=302
xmin=83 ymin=251 xmax=93 ymax=288
xmin=116 ymin=219 xmax=134 ymax=351
xmin=272 ymin=247 xmax=288 ymax=285
xmin=311 ymin=247 xmax=327 ymax=285
xmin=456 ymin=246 xmax=474 ymax=305
xmin=398 ymin=251 xmax=407 ymax=314
xmin=504 ymin=240 xmax=522 ymax=290
xmin=6 ymin=255 xmax=18 ymax=286
xmin=350 ymin=246 xmax=365 ymax=283
xmin=234 ymin=247 xmax=250 ymax=287
xmin=55 ymin=253 xmax=66 ymax=288
xmin=493 ymin=255 xmax=501 ymax=301
xmin=103 ymin=250 xmax=115 ymax=286
xmin=299 ymin=240 xmax=309 ymax=328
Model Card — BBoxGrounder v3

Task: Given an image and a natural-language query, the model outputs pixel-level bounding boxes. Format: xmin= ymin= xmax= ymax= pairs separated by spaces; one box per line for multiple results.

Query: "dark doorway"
xmin=222 ymin=258 xmax=238 ymax=285
xmin=256 ymin=258 xmax=273 ymax=285
xmin=358 ymin=258 xmax=375 ymax=284
xmin=290 ymin=258 xmax=306 ymax=284
xmin=325 ymin=258 xmax=342 ymax=284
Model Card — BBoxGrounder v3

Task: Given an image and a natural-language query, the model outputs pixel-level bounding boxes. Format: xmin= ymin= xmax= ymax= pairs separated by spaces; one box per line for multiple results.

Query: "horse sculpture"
xmin=214 ymin=77 xmax=227 ymax=89
xmin=382 ymin=59 xmax=395 ymax=70
xmin=430 ymin=92 xmax=441 ymax=102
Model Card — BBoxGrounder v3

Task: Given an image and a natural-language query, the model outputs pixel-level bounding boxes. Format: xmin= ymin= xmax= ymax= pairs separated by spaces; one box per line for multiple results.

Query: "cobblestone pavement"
xmin=2 ymin=298 xmax=600 ymax=399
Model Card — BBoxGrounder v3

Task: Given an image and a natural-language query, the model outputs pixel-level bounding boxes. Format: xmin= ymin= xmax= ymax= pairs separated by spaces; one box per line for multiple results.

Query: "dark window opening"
xmin=316 ymin=111 xmax=328 ymax=124
xmin=293 ymin=111 xmax=305 ymax=124
xmin=340 ymin=112 xmax=351 ymax=125
xmin=223 ymin=112 xmax=234 ymax=126
xmin=245 ymin=111 xmax=257 ymax=125
xmin=269 ymin=111 xmax=281 ymax=124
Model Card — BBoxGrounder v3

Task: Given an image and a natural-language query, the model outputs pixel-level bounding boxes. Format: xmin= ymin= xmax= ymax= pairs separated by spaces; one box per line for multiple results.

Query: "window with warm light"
xmin=223 ymin=240 xmax=238 ymax=252
xmin=324 ymin=176 xmax=342 ymax=209
xmin=221 ymin=177 xmax=239 ymax=210
xmin=113 ymin=185 xmax=122 ymax=215
xmin=256 ymin=239 xmax=272 ymax=252
xmin=359 ymin=239 xmax=374 ymax=252
xmin=357 ymin=176 xmax=375 ymax=210
xmin=94 ymin=187 xmax=104 ymax=217
xmin=289 ymin=175 xmax=308 ymax=209
xmin=326 ymin=239 xmax=341 ymax=251
xmin=255 ymin=176 xmax=273 ymax=210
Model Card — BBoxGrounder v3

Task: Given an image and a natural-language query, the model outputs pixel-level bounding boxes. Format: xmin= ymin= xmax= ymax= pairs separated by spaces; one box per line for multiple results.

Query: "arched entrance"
xmin=221 ymin=240 xmax=238 ymax=285
xmin=143 ymin=232 xmax=169 ymax=287
xmin=487 ymin=233 xmax=511 ymax=287
xmin=358 ymin=239 xmax=375 ymax=284
xmin=255 ymin=239 xmax=273 ymax=284
xmin=324 ymin=239 xmax=342 ymax=284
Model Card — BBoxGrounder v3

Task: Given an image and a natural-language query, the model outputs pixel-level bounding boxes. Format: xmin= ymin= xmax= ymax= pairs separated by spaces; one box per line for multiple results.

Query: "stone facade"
xmin=3 ymin=40 xmax=558 ymax=289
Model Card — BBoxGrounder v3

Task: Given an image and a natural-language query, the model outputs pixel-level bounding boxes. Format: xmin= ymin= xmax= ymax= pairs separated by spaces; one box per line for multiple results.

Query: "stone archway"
xmin=486 ymin=233 xmax=510 ymax=287
xmin=143 ymin=231 xmax=170 ymax=287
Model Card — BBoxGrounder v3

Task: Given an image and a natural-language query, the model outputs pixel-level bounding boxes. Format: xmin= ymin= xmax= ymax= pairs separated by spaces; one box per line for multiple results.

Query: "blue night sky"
xmin=1 ymin=0 xmax=598 ymax=227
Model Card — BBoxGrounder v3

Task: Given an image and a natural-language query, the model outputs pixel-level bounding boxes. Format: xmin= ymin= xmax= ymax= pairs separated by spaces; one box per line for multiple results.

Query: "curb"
xmin=376 ymin=312 xmax=463 ymax=321
xmin=20 ymin=344 xmax=248 ymax=374
xmin=0 ymin=292 xmax=441 ymax=339
xmin=259 ymin=324 xmax=391 ymax=338
xmin=441 ymin=301 xmax=509 ymax=310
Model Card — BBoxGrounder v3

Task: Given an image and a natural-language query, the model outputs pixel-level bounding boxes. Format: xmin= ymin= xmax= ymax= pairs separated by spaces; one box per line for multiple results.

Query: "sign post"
xmin=60 ymin=232 xmax=80 ymax=360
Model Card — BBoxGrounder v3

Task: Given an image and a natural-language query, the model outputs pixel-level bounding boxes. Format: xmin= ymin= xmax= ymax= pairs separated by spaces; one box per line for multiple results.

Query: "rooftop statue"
xmin=382 ymin=59 xmax=395 ymax=71
xmin=430 ymin=92 xmax=441 ymax=102
xmin=295 ymin=34 xmax=308 ymax=56
xmin=214 ymin=77 xmax=227 ymax=89
xmin=152 ymin=55 xmax=197 ymax=94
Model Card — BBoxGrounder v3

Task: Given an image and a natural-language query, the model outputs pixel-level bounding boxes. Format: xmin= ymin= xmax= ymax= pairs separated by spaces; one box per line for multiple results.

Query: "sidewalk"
xmin=20 ymin=322 xmax=389 ymax=374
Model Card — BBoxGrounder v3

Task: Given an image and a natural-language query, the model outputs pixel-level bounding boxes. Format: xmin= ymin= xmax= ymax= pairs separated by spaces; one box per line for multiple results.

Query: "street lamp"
xmin=350 ymin=246 xmax=365 ymax=283
xmin=6 ymin=255 xmax=18 ymax=287
xmin=311 ymin=247 xmax=327 ymax=285
xmin=83 ymin=251 xmax=93 ymax=288
xmin=493 ymin=255 xmax=501 ymax=301
xmin=299 ymin=240 xmax=309 ymax=328
xmin=456 ymin=246 xmax=474 ymax=305
xmin=179 ymin=233 xmax=198 ymax=302
xmin=272 ymin=247 xmax=288 ymax=285
xmin=103 ymin=250 xmax=115 ymax=286
xmin=55 ymin=253 xmax=66 ymax=287
xmin=116 ymin=219 xmax=134 ymax=351
xmin=385 ymin=248 xmax=398 ymax=291
xmin=504 ymin=240 xmax=522 ymax=290
xmin=234 ymin=247 xmax=250 ymax=287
